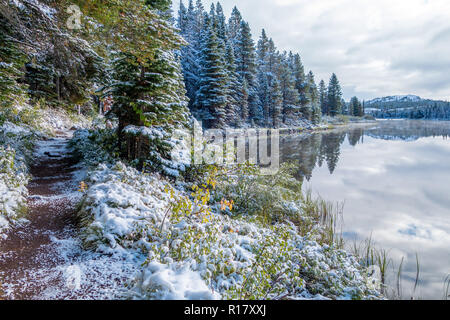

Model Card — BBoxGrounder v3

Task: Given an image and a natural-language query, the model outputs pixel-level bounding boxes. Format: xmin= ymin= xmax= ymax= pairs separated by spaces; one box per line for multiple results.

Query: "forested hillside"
xmin=365 ymin=95 xmax=450 ymax=120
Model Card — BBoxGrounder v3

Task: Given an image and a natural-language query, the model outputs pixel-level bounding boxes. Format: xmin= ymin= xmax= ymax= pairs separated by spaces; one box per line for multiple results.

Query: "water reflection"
xmin=280 ymin=120 xmax=450 ymax=299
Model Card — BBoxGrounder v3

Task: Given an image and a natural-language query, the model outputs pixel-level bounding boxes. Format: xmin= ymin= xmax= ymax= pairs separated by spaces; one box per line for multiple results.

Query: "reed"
xmin=443 ymin=274 xmax=450 ymax=300
xmin=300 ymin=189 xmax=344 ymax=249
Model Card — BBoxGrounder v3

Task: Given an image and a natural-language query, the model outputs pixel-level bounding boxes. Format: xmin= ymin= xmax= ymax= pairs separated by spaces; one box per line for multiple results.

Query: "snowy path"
xmin=0 ymin=131 xmax=142 ymax=300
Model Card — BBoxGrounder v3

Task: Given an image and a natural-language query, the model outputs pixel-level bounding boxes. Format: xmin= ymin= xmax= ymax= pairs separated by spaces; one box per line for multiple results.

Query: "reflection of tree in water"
xmin=347 ymin=128 xmax=364 ymax=146
xmin=296 ymin=134 xmax=321 ymax=180
xmin=281 ymin=130 xmax=349 ymax=179
xmin=279 ymin=120 xmax=450 ymax=181
xmin=320 ymin=132 xmax=347 ymax=174
xmin=366 ymin=120 xmax=450 ymax=141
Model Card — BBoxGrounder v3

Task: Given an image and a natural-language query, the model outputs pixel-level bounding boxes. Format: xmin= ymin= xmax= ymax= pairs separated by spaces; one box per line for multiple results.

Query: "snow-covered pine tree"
xmin=224 ymin=40 xmax=241 ymax=127
xmin=268 ymin=77 xmax=283 ymax=128
xmin=195 ymin=17 xmax=228 ymax=128
xmin=318 ymin=79 xmax=328 ymax=115
xmin=257 ymin=29 xmax=271 ymax=126
xmin=305 ymin=71 xmax=322 ymax=124
xmin=194 ymin=0 xmax=206 ymax=30
xmin=235 ymin=21 xmax=261 ymax=124
xmin=239 ymin=78 xmax=250 ymax=124
xmin=209 ymin=3 xmax=216 ymax=28
xmin=215 ymin=2 xmax=227 ymax=42
xmin=327 ymin=73 xmax=343 ymax=116
xmin=291 ymin=53 xmax=308 ymax=110
xmin=178 ymin=1 xmax=188 ymax=34
xmin=227 ymin=6 xmax=243 ymax=51
xmin=84 ymin=0 xmax=190 ymax=173
xmin=300 ymin=71 xmax=316 ymax=120
xmin=178 ymin=0 xmax=202 ymax=110
xmin=278 ymin=53 xmax=300 ymax=124
xmin=1 ymin=0 xmax=103 ymax=109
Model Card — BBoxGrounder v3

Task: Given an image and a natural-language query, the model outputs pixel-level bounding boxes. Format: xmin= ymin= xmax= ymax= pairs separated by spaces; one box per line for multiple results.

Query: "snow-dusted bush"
xmin=0 ymin=145 xmax=30 ymax=237
xmin=76 ymin=160 xmax=382 ymax=300
xmin=70 ymin=128 xmax=119 ymax=166
xmin=0 ymin=121 xmax=39 ymax=237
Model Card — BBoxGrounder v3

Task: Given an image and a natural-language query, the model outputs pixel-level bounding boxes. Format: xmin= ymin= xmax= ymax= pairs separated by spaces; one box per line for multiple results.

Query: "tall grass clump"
xmin=350 ymin=236 xmax=424 ymax=300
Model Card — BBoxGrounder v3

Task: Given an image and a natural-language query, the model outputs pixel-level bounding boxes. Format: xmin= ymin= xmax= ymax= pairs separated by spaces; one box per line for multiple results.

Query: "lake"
xmin=280 ymin=120 xmax=450 ymax=299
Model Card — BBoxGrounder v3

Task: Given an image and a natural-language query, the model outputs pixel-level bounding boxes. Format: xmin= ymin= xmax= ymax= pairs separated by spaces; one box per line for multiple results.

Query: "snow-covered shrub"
xmin=0 ymin=122 xmax=38 ymax=237
xmin=210 ymin=163 xmax=302 ymax=219
xmin=70 ymin=128 xmax=119 ymax=166
xmin=75 ymin=160 xmax=382 ymax=300
xmin=76 ymin=162 xmax=170 ymax=251
xmin=0 ymin=145 xmax=30 ymax=237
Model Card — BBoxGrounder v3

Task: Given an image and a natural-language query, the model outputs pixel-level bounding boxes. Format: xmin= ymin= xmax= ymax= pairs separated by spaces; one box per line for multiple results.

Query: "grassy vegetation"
xmin=349 ymin=235 xmax=425 ymax=300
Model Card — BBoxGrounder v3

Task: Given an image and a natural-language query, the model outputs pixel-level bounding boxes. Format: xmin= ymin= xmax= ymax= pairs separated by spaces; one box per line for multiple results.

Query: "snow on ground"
xmin=74 ymin=147 xmax=382 ymax=300
xmin=0 ymin=103 xmax=92 ymax=237
xmin=0 ymin=133 xmax=146 ymax=299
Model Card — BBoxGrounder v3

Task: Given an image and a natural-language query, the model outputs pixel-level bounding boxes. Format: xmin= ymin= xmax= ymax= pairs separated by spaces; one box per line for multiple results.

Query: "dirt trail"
xmin=0 ymin=131 xmax=141 ymax=300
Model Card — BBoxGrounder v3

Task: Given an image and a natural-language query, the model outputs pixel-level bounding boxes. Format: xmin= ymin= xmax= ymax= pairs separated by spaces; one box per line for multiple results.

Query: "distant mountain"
xmin=364 ymin=95 xmax=450 ymax=120
xmin=366 ymin=95 xmax=422 ymax=104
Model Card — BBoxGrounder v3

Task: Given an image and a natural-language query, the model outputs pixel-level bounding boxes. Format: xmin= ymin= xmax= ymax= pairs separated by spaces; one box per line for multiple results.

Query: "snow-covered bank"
xmin=72 ymin=128 xmax=383 ymax=300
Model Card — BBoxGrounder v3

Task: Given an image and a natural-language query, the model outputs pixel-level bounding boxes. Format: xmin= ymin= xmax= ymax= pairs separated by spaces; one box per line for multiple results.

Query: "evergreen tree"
xmin=348 ymin=96 xmax=363 ymax=116
xmin=224 ymin=40 xmax=241 ymax=126
xmin=215 ymin=2 xmax=227 ymax=42
xmin=178 ymin=0 xmax=202 ymax=109
xmin=300 ymin=71 xmax=315 ymax=120
xmin=257 ymin=29 xmax=271 ymax=125
xmin=327 ymin=73 xmax=343 ymax=116
xmin=268 ymin=77 xmax=283 ymax=128
xmin=278 ymin=53 xmax=299 ymax=123
xmin=239 ymin=79 xmax=249 ymax=124
xmin=195 ymin=19 xmax=228 ymax=128
xmin=291 ymin=53 xmax=307 ymax=107
xmin=0 ymin=17 xmax=27 ymax=110
xmin=235 ymin=21 xmax=261 ymax=124
xmin=228 ymin=6 xmax=243 ymax=50
xmin=86 ymin=0 xmax=191 ymax=169
xmin=209 ymin=3 xmax=216 ymax=28
xmin=318 ymin=79 xmax=328 ymax=115
xmin=305 ymin=71 xmax=321 ymax=124
xmin=1 ymin=1 xmax=103 ymax=109
xmin=177 ymin=1 xmax=188 ymax=34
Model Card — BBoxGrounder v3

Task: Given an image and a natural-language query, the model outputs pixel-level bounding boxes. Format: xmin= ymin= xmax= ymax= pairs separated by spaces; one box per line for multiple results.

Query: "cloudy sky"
xmin=173 ymin=0 xmax=450 ymax=101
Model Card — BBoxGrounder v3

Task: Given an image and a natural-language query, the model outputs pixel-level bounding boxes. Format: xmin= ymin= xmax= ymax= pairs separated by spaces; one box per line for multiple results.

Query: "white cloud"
xmin=174 ymin=0 xmax=450 ymax=101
